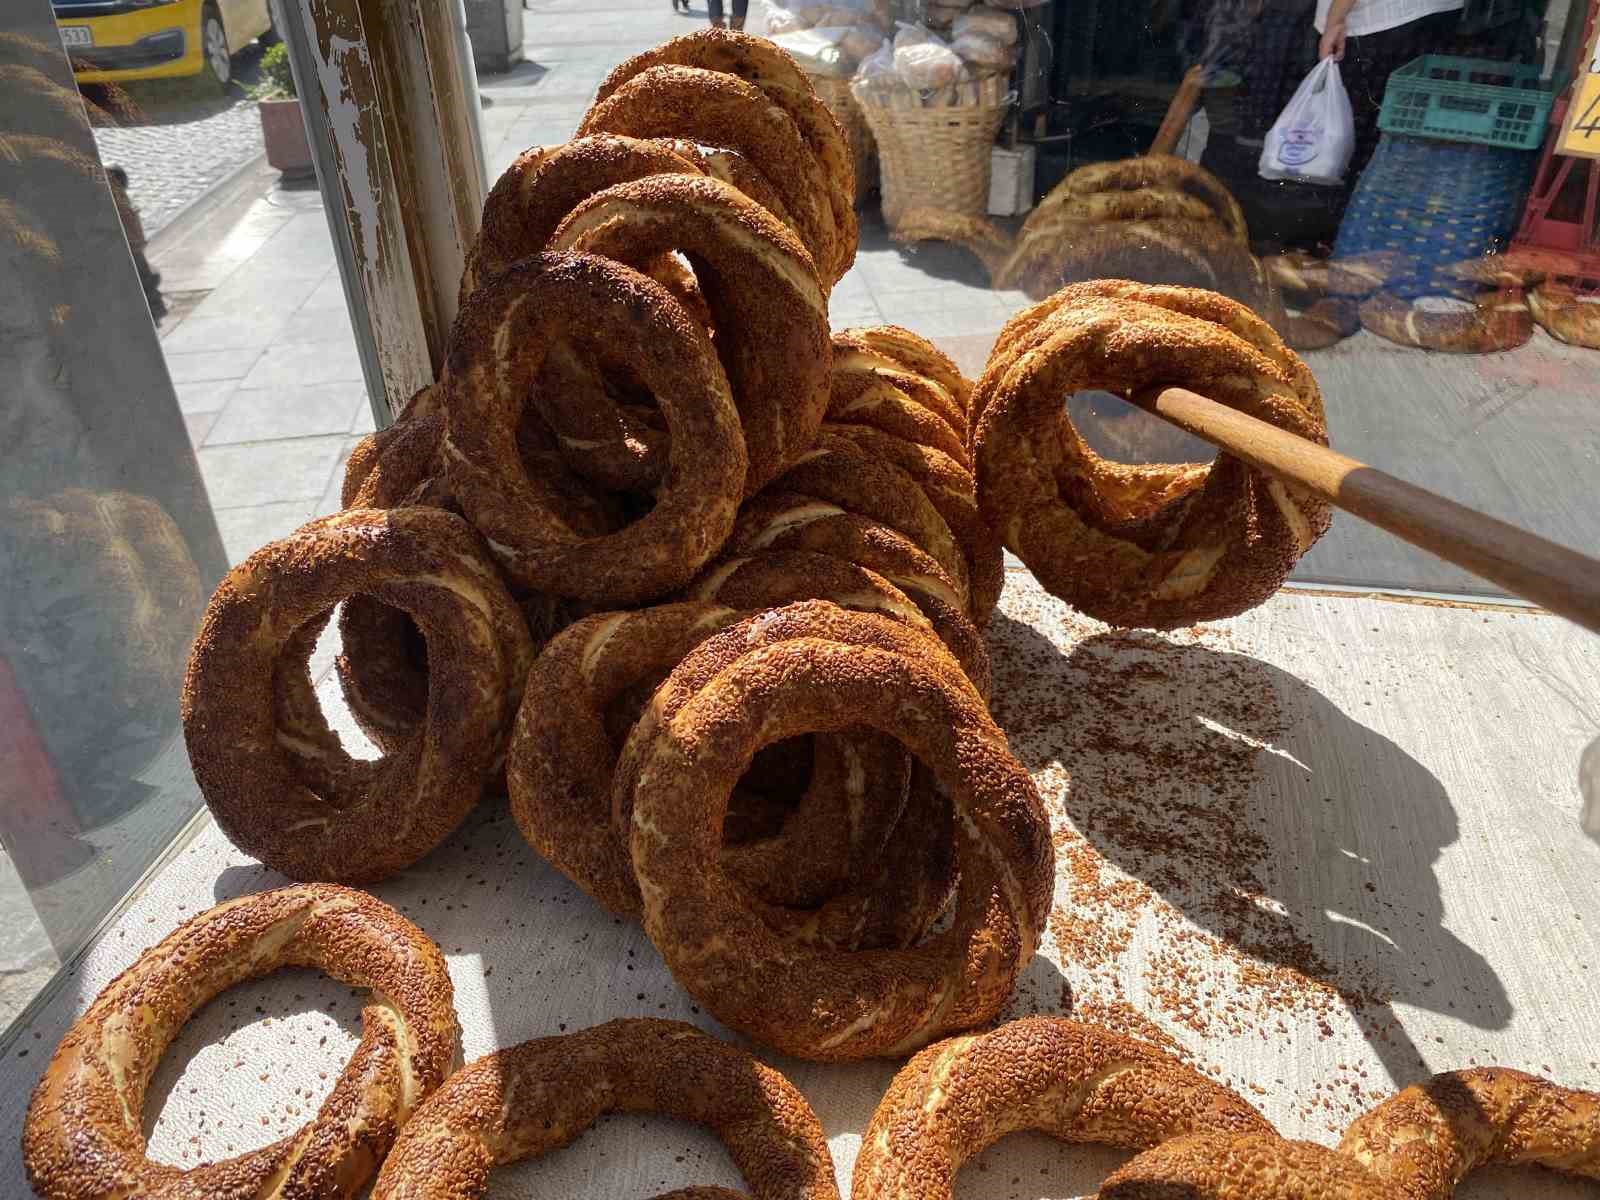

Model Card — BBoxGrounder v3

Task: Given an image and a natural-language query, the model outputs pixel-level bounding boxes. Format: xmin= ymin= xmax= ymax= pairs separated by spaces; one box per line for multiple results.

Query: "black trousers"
xmin=706 ymin=0 xmax=747 ymax=23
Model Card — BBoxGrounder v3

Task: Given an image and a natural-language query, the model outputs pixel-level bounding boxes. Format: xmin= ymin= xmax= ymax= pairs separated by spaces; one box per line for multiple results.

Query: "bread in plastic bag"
xmin=841 ymin=26 xmax=885 ymax=58
xmin=765 ymin=7 xmax=808 ymax=34
xmin=952 ymin=6 xmax=1017 ymax=43
xmin=952 ymin=31 xmax=1013 ymax=67
xmin=854 ymin=40 xmax=897 ymax=83
xmin=771 ymin=27 xmax=852 ymax=76
xmin=895 ymin=39 xmax=965 ymax=89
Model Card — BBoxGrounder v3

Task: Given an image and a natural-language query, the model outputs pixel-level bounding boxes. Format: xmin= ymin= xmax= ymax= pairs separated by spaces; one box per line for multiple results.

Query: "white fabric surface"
xmin=3 ymin=576 xmax=1599 ymax=1198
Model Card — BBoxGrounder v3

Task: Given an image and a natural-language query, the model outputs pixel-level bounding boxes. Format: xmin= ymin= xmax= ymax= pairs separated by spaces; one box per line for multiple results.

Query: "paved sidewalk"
xmin=88 ymin=46 xmax=268 ymax=240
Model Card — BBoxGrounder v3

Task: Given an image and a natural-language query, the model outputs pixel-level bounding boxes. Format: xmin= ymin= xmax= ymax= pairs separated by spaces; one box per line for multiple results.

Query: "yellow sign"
xmin=1558 ymin=27 xmax=1600 ymax=159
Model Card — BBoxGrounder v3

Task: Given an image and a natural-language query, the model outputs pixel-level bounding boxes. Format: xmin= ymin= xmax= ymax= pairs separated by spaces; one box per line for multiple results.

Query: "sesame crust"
xmin=972 ymin=281 xmax=1332 ymax=629
xmin=590 ymin=29 xmax=857 ymax=282
xmin=548 ymin=173 xmax=831 ymax=495
xmin=22 ymin=884 xmax=459 ymax=1200
xmin=614 ymin=602 xmax=1052 ymax=1060
xmin=180 ymin=508 xmax=534 ymax=882
xmin=440 ymin=252 xmax=746 ymax=605
xmin=370 ymin=1019 xmax=837 ymax=1200
xmin=578 ymin=64 xmax=841 ymax=291
xmin=852 ymin=1016 xmax=1272 ymax=1200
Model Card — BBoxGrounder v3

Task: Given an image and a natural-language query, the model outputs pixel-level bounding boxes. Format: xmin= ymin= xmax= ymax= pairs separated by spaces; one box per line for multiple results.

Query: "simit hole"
xmin=1066 ymin=390 xmax=1216 ymax=467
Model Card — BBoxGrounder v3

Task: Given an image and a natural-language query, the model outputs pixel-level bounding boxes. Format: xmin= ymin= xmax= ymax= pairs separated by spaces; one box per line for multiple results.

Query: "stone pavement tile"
xmin=165 ymin=349 xmax=258 ymax=384
xmin=211 ymin=501 xmax=318 ymax=565
xmin=196 ymin=435 xmax=349 ymax=509
xmin=184 ymin=412 xmax=219 ymax=448
xmin=197 ymin=269 xmax=324 ymax=322
xmin=206 ymin=382 xmax=369 ymax=446
xmin=159 ymin=311 xmax=292 ymax=354
xmin=253 ymin=214 xmax=338 ymax=277
xmin=239 ymin=338 xmax=365 ymax=389
xmin=280 ymin=303 xmax=356 ymax=345
xmin=300 ymin=270 xmax=350 ymax=311
xmin=867 ymin=284 xmax=1010 ymax=339
xmin=350 ymin=399 xmax=377 ymax=434
xmin=827 ymin=293 xmax=885 ymax=330
xmin=173 ymin=378 xmax=242 ymax=415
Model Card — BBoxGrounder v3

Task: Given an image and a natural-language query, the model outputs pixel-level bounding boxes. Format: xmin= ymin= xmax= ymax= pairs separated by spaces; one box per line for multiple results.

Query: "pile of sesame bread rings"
xmin=22 ymin=29 xmax=1599 ymax=1200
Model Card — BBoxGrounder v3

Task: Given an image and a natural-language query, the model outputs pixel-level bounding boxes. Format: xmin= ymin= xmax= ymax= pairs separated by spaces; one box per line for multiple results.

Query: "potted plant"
xmin=255 ymin=43 xmax=314 ymax=179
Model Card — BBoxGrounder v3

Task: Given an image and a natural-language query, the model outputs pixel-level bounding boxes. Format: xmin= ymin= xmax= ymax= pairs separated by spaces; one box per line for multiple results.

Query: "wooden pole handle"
xmin=1130 ymin=386 xmax=1600 ymax=634
xmin=1150 ymin=65 xmax=1205 ymax=156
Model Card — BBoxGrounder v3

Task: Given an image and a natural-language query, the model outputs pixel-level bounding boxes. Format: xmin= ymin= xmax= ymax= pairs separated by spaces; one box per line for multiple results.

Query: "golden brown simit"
xmin=972 ymin=280 xmax=1331 ymax=628
xmin=441 ymin=252 xmax=746 ymax=605
xmin=370 ymin=1019 xmax=838 ymax=1200
xmin=579 ymin=63 xmax=842 ymax=288
xmin=613 ymin=602 xmax=1052 ymax=1060
xmin=547 ymin=173 xmax=831 ymax=495
xmin=507 ymin=599 xmax=922 ymax=934
xmin=23 ymin=885 xmax=459 ymax=1200
xmin=182 ymin=508 xmax=533 ymax=882
xmin=589 ymin=28 xmax=856 ymax=282
xmin=852 ymin=1016 xmax=1273 ymax=1200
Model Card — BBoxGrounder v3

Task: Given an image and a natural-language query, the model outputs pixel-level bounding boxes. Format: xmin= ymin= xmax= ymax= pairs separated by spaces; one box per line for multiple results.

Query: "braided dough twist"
xmin=182 ymin=508 xmax=534 ymax=882
xmin=614 ymin=601 xmax=1052 ymax=1060
xmin=1529 ymin=281 xmax=1600 ymax=349
xmin=371 ymin=1019 xmax=838 ymax=1200
xmin=441 ymin=252 xmax=745 ymax=605
xmin=973 ymin=281 xmax=1331 ymax=628
xmin=1359 ymin=289 xmax=1534 ymax=354
xmin=23 ymin=885 xmax=459 ymax=1200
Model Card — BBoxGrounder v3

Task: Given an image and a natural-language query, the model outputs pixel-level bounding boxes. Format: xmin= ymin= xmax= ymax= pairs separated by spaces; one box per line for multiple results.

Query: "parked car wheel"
xmin=200 ymin=5 xmax=232 ymax=88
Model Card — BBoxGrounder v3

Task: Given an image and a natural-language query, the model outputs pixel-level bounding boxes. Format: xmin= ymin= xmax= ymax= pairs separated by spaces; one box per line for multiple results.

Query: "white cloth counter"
xmin=3 ymin=573 xmax=1598 ymax=1198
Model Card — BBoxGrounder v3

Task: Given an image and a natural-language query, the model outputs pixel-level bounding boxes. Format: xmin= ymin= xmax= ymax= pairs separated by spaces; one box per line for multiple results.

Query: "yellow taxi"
xmin=52 ymin=0 xmax=274 ymax=87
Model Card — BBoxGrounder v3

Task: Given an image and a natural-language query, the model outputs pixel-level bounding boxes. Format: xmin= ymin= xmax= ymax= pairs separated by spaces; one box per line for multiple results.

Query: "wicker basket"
xmin=1335 ymin=133 xmax=1534 ymax=299
xmin=853 ymin=75 xmax=1010 ymax=225
xmin=809 ymin=75 xmax=877 ymax=201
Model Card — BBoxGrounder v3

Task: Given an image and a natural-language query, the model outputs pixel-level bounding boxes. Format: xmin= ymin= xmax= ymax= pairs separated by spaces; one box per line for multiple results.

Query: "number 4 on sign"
xmin=1559 ymin=33 xmax=1600 ymax=159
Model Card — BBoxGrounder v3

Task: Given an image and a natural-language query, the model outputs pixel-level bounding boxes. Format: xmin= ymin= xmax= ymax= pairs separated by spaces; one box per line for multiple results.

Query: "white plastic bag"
xmin=1259 ymin=57 xmax=1354 ymax=186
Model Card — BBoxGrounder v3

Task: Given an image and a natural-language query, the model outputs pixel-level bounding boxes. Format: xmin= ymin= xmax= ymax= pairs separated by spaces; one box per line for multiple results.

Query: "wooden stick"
xmin=1149 ymin=65 xmax=1205 ymax=156
xmin=1129 ymin=386 xmax=1600 ymax=634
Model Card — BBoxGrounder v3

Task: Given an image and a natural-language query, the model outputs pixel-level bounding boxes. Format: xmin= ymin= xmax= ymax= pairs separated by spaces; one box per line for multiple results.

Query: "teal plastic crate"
xmin=1378 ymin=55 xmax=1554 ymax=151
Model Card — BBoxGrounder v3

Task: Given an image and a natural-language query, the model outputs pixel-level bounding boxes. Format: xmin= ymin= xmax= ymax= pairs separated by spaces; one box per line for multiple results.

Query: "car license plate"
xmin=58 ymin=25 xmax=93 ymax=48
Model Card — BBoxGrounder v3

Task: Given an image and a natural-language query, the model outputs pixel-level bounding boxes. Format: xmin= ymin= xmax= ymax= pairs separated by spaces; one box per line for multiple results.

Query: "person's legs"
xmin=730 ymin=0 xmax=748 ymax=29
xmin=707 ymin=0 xmax=725 ymax=25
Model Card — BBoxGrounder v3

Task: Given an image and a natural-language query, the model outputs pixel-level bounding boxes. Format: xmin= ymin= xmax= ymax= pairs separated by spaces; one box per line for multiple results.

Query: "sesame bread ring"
xmin=1337 ymin=1067 xmax=1600 ymax=1198
xmin=767 ymin=435 xmax=970 ymax=607
xmin=852 ymin=1016 xmax=1273 ymax=1200
xmin=459 ymin=134 xmax=702 ymax=302
xmin=507 ymin=600 xmax=914 ymax=927
xmin=593 ymin=28 xmax=856 ymax=280
xmin=1359 ymin=288 xmax=1535 ymax=354
xmin=1101 ymin=1134 xmax=1389 ymax=1198
xmin=834 ymin=324 xmax=973 ymax=418
xmin=370 ymin=1019 xmax=838 ymax=1200
xmin=1054 ymin=186 xmax=1225 ymax=228
xmin=615 ymin=601 xmax=1053 ymax=1060
xmin=1044 ymin=153 xmax=1247 ymax=242
xmin=578 ymin=65 xmax=840 ymax=289
xmin=441 ymin=252 xmax=745 ymax=605
xmin=827 ymin=360 xmax=969 ymax=468
xmin=182 ymin=508 xmax=534 ymax=882
xmin=829 ymin=338 xmax=968 ymax=442
xmin=549 ymin=173 xmax=831 ymax=495
xmin=685 ymin=548 xmax=989 ymax=697
xmin=1529 ymin=281 xmax=1600 ymax=349
xmin=22 ymin=884 xmax=459 ymax=1200
xmin=972 ymin=282 xmax=1330 ymax=628
xmin=825 ymin=424 xmax=1003 ymax=627
xmin=721 ymin=501 xmax=993 ymax=688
